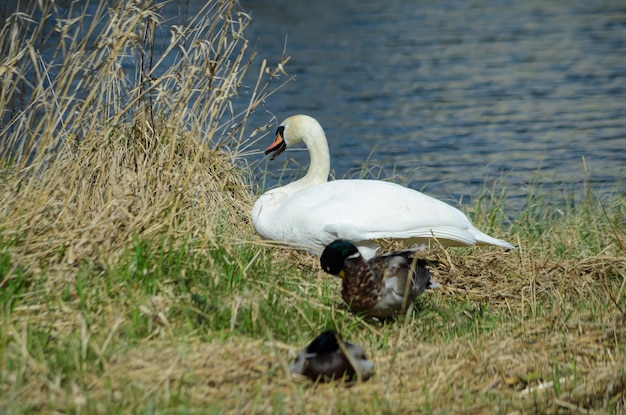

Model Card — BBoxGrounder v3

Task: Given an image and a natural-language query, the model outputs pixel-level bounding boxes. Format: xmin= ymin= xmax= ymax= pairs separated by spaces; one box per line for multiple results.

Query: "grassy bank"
xmin=1 ymin=1 xmax=625 ymax=414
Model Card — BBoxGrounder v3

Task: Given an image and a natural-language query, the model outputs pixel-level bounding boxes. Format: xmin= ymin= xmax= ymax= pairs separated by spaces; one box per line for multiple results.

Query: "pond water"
xmin=238 ymin=0 xmax=626 ymax=211
xmin=4 ymin=0 xmax=625 ymax=212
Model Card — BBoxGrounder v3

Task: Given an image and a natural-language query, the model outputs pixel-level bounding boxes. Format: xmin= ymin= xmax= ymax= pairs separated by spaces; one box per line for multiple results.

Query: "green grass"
xmin=3 ymin=189 xmax=624 ymax=413
xmin=1 ymin=0 xmax=625 ymax=413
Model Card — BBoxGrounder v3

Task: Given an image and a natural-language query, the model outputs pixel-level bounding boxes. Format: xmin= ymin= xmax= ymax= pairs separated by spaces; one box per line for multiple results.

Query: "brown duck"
xmin=320 ymin=239 xmax=439 ymax=318
xmin=289 ymin=330 xmax=374 ymax=382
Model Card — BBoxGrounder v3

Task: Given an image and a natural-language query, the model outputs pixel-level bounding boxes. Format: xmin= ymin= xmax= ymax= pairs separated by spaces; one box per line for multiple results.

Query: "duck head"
xmin=320 ymin=239 xmax=361 ymax=276
xmin=289 ymin=330 xmax=374 ymax=382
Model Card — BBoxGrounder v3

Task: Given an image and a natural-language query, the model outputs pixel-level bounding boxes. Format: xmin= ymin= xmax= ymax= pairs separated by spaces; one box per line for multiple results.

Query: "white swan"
xmin=251 ymin=114 xmax=515 ymax=258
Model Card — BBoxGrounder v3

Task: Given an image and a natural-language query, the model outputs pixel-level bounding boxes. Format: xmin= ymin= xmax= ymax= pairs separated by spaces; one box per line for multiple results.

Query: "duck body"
xmin=289 ymin=330 xmax=374 ymax=382
xmin=320 ymin=239 xmax=439 ymax=318
xmin=251 ymin=114 xmax=515 ymax=258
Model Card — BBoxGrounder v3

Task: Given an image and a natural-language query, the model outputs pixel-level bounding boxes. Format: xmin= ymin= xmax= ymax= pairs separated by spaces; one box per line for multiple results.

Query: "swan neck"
xmin=301 ymin=128 xmax=330 ymax=186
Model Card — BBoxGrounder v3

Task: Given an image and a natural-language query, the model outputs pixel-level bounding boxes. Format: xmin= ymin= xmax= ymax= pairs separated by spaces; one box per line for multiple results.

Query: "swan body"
xmin=320 ymin=239 xmax=439 ymax=318
xmin=252 ymin=114 xmax=515 ymax=258
xmin=289 ymin=330 xmax=374 ymax=382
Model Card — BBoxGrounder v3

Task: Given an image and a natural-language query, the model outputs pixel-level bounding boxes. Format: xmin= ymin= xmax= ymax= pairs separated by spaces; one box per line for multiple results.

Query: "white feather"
xmin=252 ymin=114 xmax=515 ymax=258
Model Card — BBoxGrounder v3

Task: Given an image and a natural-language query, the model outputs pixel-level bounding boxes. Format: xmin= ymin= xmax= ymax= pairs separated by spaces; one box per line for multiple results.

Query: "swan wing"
xmin=294 ymin=179 xmax=513 ymax=248
xmin=254 ymin=179 xmax=514 ymax=254
xmin=301 ymin=180 xmax=477 ymax=238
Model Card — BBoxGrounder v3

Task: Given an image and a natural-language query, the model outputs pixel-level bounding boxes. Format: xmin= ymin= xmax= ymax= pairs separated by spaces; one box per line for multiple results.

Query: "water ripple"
xmin=239 ymin=0 xmax=626 ymax=210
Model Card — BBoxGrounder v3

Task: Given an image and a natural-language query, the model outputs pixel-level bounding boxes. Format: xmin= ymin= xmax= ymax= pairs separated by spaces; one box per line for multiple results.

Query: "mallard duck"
xmin=289 ymin=330 xmax=374 ymax=382
xmin=320 ymin=239 xmax=439 ymax=318
xmin=251 ymin=114 xmax=515 ymax=259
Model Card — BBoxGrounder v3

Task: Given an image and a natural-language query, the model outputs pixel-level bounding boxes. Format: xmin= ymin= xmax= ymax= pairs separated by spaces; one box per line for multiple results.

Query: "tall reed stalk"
xmin=0 ymin=0 xmax=288 ymax=276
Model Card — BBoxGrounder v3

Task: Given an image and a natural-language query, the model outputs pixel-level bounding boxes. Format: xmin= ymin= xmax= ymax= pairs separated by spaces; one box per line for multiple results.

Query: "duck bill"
xmin=264 ymin=132 xmax=287 ymax=160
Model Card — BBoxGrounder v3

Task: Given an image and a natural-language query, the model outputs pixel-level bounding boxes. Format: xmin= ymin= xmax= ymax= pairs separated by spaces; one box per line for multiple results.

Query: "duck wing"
xmin=368 ymin=254 xmax=433 ymax=297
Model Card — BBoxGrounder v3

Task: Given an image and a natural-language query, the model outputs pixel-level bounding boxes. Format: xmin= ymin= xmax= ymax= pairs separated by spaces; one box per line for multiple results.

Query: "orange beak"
xmin=264 ymin=129 xmax=287 ymax=160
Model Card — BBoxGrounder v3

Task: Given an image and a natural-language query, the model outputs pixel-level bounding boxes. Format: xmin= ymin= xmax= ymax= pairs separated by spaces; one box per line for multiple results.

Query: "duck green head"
xmin=306 ymin=330 xmax=341 ymax=354
xmin=320 ymin=239 xmax=360 ymax=276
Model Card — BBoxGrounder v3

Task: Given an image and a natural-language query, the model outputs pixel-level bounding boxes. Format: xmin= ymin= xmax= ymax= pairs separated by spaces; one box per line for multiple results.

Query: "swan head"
xmin=264 ymin=114 xmax=326 ymax=160
xmin=320 ymin=239 xmax=361 ymax=276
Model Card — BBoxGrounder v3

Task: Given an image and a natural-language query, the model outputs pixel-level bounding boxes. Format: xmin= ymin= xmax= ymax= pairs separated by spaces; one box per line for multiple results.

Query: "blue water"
xmin=239 ymin=0 xmax=626 ymax=210
xmin=3 ymin=0 xmax=624 ymax=212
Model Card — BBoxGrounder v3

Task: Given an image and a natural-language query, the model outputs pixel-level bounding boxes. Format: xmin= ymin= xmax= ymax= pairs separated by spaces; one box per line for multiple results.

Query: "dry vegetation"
xmin=0 ymin=1 xmax=625 ymax=414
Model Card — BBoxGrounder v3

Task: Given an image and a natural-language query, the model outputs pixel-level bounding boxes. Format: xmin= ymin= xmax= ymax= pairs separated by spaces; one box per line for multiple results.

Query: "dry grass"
xmin=0 ymin=0 xmax=287 ymax=278
xmin=1 ymin=1 xmax=625 ymax=414
xmin=6 ymin=243 xmax=622 ymax=414
xmin=76 ymin=245 xmax=623 ymax=415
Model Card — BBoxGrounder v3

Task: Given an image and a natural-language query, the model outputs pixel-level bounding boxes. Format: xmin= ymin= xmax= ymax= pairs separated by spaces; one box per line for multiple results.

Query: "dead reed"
xmin=0 ymin=0 xmax=287 ymax=279
xmin=0 ymin=0 xmax=624 ymax=414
